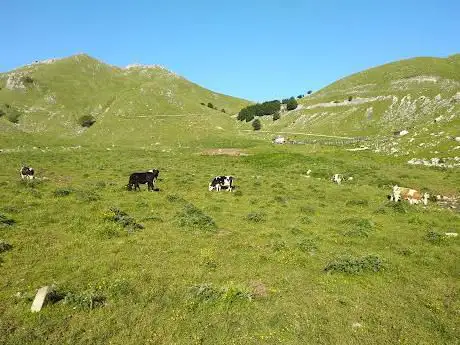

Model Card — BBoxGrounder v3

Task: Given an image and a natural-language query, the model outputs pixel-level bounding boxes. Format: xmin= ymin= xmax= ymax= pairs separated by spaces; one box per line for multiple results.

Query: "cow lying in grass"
xmin=209 ymin=175 xmax=234 ymax=192
xmin=127 ymin=169 xmax=159 ymax=191
xmin=391 ymin=185 xmax=429 ymax=205
xmin=20 ymin=166 xmax=35 ymax=180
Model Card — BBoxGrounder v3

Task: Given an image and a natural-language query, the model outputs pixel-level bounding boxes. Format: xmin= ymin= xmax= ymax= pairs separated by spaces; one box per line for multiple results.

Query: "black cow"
xmin=20 ymin=166 xmax=35 ymax=180
xmin=208 ymin=175 xmax=234 ymax=192
xmin=127 ymin=169 xmax=159 ymax=191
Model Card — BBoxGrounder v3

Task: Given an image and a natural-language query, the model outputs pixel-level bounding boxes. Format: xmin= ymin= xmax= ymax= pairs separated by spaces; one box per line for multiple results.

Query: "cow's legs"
xmin=148 ymin=181 xmax=154 ymax=191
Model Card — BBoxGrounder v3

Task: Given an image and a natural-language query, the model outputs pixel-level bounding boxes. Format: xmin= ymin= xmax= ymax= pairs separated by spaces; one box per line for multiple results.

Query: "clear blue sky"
xmin=2 ymin=0 xmax=459 ymax=101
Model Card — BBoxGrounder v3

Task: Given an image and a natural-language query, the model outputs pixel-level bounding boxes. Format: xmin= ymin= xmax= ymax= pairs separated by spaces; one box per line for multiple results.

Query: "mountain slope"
xmin=0 ymin=54 xmax=250 ymax=145
xmin=252 ymin=54 xmax=460 ymax=157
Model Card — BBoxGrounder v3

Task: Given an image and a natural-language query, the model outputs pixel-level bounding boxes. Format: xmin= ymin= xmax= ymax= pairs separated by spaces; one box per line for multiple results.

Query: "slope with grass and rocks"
xmin=248 ymin=54 xmax=460 ymax=160
xmin=0 ymin=54 xmax=250 ymax=146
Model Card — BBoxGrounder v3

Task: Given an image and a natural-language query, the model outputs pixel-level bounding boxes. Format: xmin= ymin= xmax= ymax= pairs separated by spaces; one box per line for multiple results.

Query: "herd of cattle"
xmin=20 ymin=165 xmax=433 ymax=206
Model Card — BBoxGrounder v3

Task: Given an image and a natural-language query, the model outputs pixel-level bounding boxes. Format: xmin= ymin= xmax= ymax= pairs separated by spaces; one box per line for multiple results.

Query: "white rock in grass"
xmin=445 ymin=233 xmax=458 ymax=237
xmin=31 ymin=286 xmax=52 ymax=312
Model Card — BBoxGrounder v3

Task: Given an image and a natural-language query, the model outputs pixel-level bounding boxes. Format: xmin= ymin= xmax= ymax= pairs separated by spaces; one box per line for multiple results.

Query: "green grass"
xmin=0 ymin=140 xmax=459 ymax=345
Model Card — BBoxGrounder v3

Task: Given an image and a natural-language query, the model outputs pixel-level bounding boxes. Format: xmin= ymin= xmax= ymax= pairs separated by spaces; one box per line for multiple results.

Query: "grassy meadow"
xmin=1 ymin=139 xmax=459 ymax=344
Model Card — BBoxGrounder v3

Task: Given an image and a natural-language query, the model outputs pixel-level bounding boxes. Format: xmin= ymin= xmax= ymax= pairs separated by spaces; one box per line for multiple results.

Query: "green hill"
xmin=0 ymin=54 xmax=250 ymax=146
xmin=243 ymin=54 xmax=460 ymax=157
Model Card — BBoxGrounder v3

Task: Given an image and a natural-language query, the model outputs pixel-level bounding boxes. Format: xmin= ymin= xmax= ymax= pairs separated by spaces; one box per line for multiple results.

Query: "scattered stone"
xmin=31 ymin=286 xmax=52 ymax=312
xmin=445 ymin=233 xmax=458 ymax=237
xmin=352 ymin=322 xmax=363 ymax=329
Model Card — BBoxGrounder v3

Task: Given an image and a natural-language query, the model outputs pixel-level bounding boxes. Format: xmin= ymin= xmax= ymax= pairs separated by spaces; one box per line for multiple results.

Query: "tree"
xmin=273 ymin=112 xmax=280 ymax=121
xmin=78 ymin=115 xmax=96 ymax=128
xmin=252 ymin=118 xmax=261 ymax=130
xmin=297 ymin=94 xmax=303 ymax=99
xmin=207 ymin=102 xmax=214 ymax=109
xmin=307 ymin=90 xmax=312 ymax=95
xmin=286 ymin=97 xmax=298 ymax=111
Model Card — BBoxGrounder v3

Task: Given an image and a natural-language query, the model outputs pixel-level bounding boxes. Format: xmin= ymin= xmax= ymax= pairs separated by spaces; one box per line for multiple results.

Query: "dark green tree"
xmin=286 ymin=97 xmax=298 ymax=111
xmin=78 ymin=115 xmax=96 ymax=127
xmin=252 ymin=118 xmax=261 ymax=131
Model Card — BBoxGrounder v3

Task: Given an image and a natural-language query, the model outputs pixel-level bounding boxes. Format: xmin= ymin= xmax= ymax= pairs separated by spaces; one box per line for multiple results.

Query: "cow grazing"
xmin=20 ymin=166 xmax=35 ymax=180
xmin=209 ymin=175 xmax=234 ymax=192
xmin=391 ymin=185 xmax=429 ymax=205
xmin=331 ymin=174 xmax=343 ymax=185
xmin=127 ymin=169 xmax=159 ymax=191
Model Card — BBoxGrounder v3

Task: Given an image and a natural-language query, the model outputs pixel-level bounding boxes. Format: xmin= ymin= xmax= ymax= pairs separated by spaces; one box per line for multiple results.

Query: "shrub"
xmin=63 ymin=291 xmax=106 ymax=310
xmin=348 ymin=96 xmax=353 ymax=102
xmin=221 ymin=108 xmax=226 ymax=113
xmin=175 ymin=203 xmax=217 ymax=231
xmin=200 ymin=102 xmax=205 ymax=106
xmin=188 ymin=283 xmax=253 ymax=304
xmin=53 ymin=187 xmax=73 ymax=197
xmin=78 ymin=115 xmax=96 ymax=128
xmin=6 ymin=108 xmax=21 ymax=123
xmin=425 ymin=231 xmax=444 ymax=245
xmin=207 ymin=102 xmax=214 ymax=109
xmin=0 ymin=241 xmax=13 ymax=253
xmin=297 ymin=238 xmax=318 ymax=253
xmin=246 ymin=211 xmax=266 ymax=222
xmin=273 ymin=112 xmax=280 ymax=121
xmin=307 ymin=90 xmax=312 ymax=95
xmin=0 ymin=214 xmax=15 ymax=227
xmin=324 ymin=255 xmax=383 ymax=274
xmin=104 ymin=207 xmax=144 ymax=232
xmin=297 ymin=94 xmax=303 ymax=99
xmin=252 ymin=118 xmax=261 ymax=131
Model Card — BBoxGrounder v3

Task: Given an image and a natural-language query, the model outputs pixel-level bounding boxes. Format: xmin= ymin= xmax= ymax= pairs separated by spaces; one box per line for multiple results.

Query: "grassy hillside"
xmin=0 ymin=54 xmax=250 ymax=146
xmin=0 ymin=144 xmax=459 ymax=344
xmin=241 ymin=54 xmax=460 ymax=157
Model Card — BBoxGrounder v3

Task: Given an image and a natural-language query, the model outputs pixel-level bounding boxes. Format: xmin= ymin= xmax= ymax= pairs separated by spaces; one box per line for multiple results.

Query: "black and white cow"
xmin=20 ymin=166 xmax=35 ymax=180
xmin=127 ymin=169 xmax=159 ymax=191
xmin=209 ymin=175 xmax=234 ymax=192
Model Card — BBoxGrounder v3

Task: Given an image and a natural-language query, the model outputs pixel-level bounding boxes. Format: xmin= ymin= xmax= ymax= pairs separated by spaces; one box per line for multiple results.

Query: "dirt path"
xmin=240 ymin=130 xmax=355 ymax=140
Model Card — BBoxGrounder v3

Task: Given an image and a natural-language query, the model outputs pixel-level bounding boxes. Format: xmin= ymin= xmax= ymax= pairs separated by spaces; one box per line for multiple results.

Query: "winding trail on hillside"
xmin=240 ymin=130 xmax=355 ymax=140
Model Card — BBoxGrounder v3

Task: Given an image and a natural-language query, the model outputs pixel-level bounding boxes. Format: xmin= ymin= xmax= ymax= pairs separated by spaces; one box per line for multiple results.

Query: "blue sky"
xmin=2 ymin=0 xmax=459 ymax=101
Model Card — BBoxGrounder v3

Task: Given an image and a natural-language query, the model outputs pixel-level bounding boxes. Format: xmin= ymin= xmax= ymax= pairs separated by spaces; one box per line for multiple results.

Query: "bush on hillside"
xmin=252 ymin=118 xmax=261 ymax=131
xmin=1 ymin=105 xmax=21 ymax=123
xmin=297 ymin=94 xmax=303 ymax=99
xmin=78 ymin=115 xmax=96 ymax=128
xmin=273 ymin=112 xmax=280 ymax=121
xmin=307 ymin=90 xmax=312 ymax=95
xmin=286 ymin=97 xmax=298 ymax=111
xmin=221 ymin=108 xmax=226 ymax=113
xmin=207 ymin=102 xmax=214 ymax=109
xmin=348 ymin=96 xmax=353 ymax=102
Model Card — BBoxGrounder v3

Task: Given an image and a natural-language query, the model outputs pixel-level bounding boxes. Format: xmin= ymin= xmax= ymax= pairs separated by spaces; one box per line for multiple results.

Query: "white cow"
xmin=331 ymin=174 xmax=343 ymax=185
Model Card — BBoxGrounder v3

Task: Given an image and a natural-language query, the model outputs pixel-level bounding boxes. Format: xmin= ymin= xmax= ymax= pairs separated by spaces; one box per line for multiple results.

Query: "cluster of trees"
xmin=237 ymin=91 xmax=311 ymax=130
xmin=237 ymin=100 xmax=281 ymax=122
